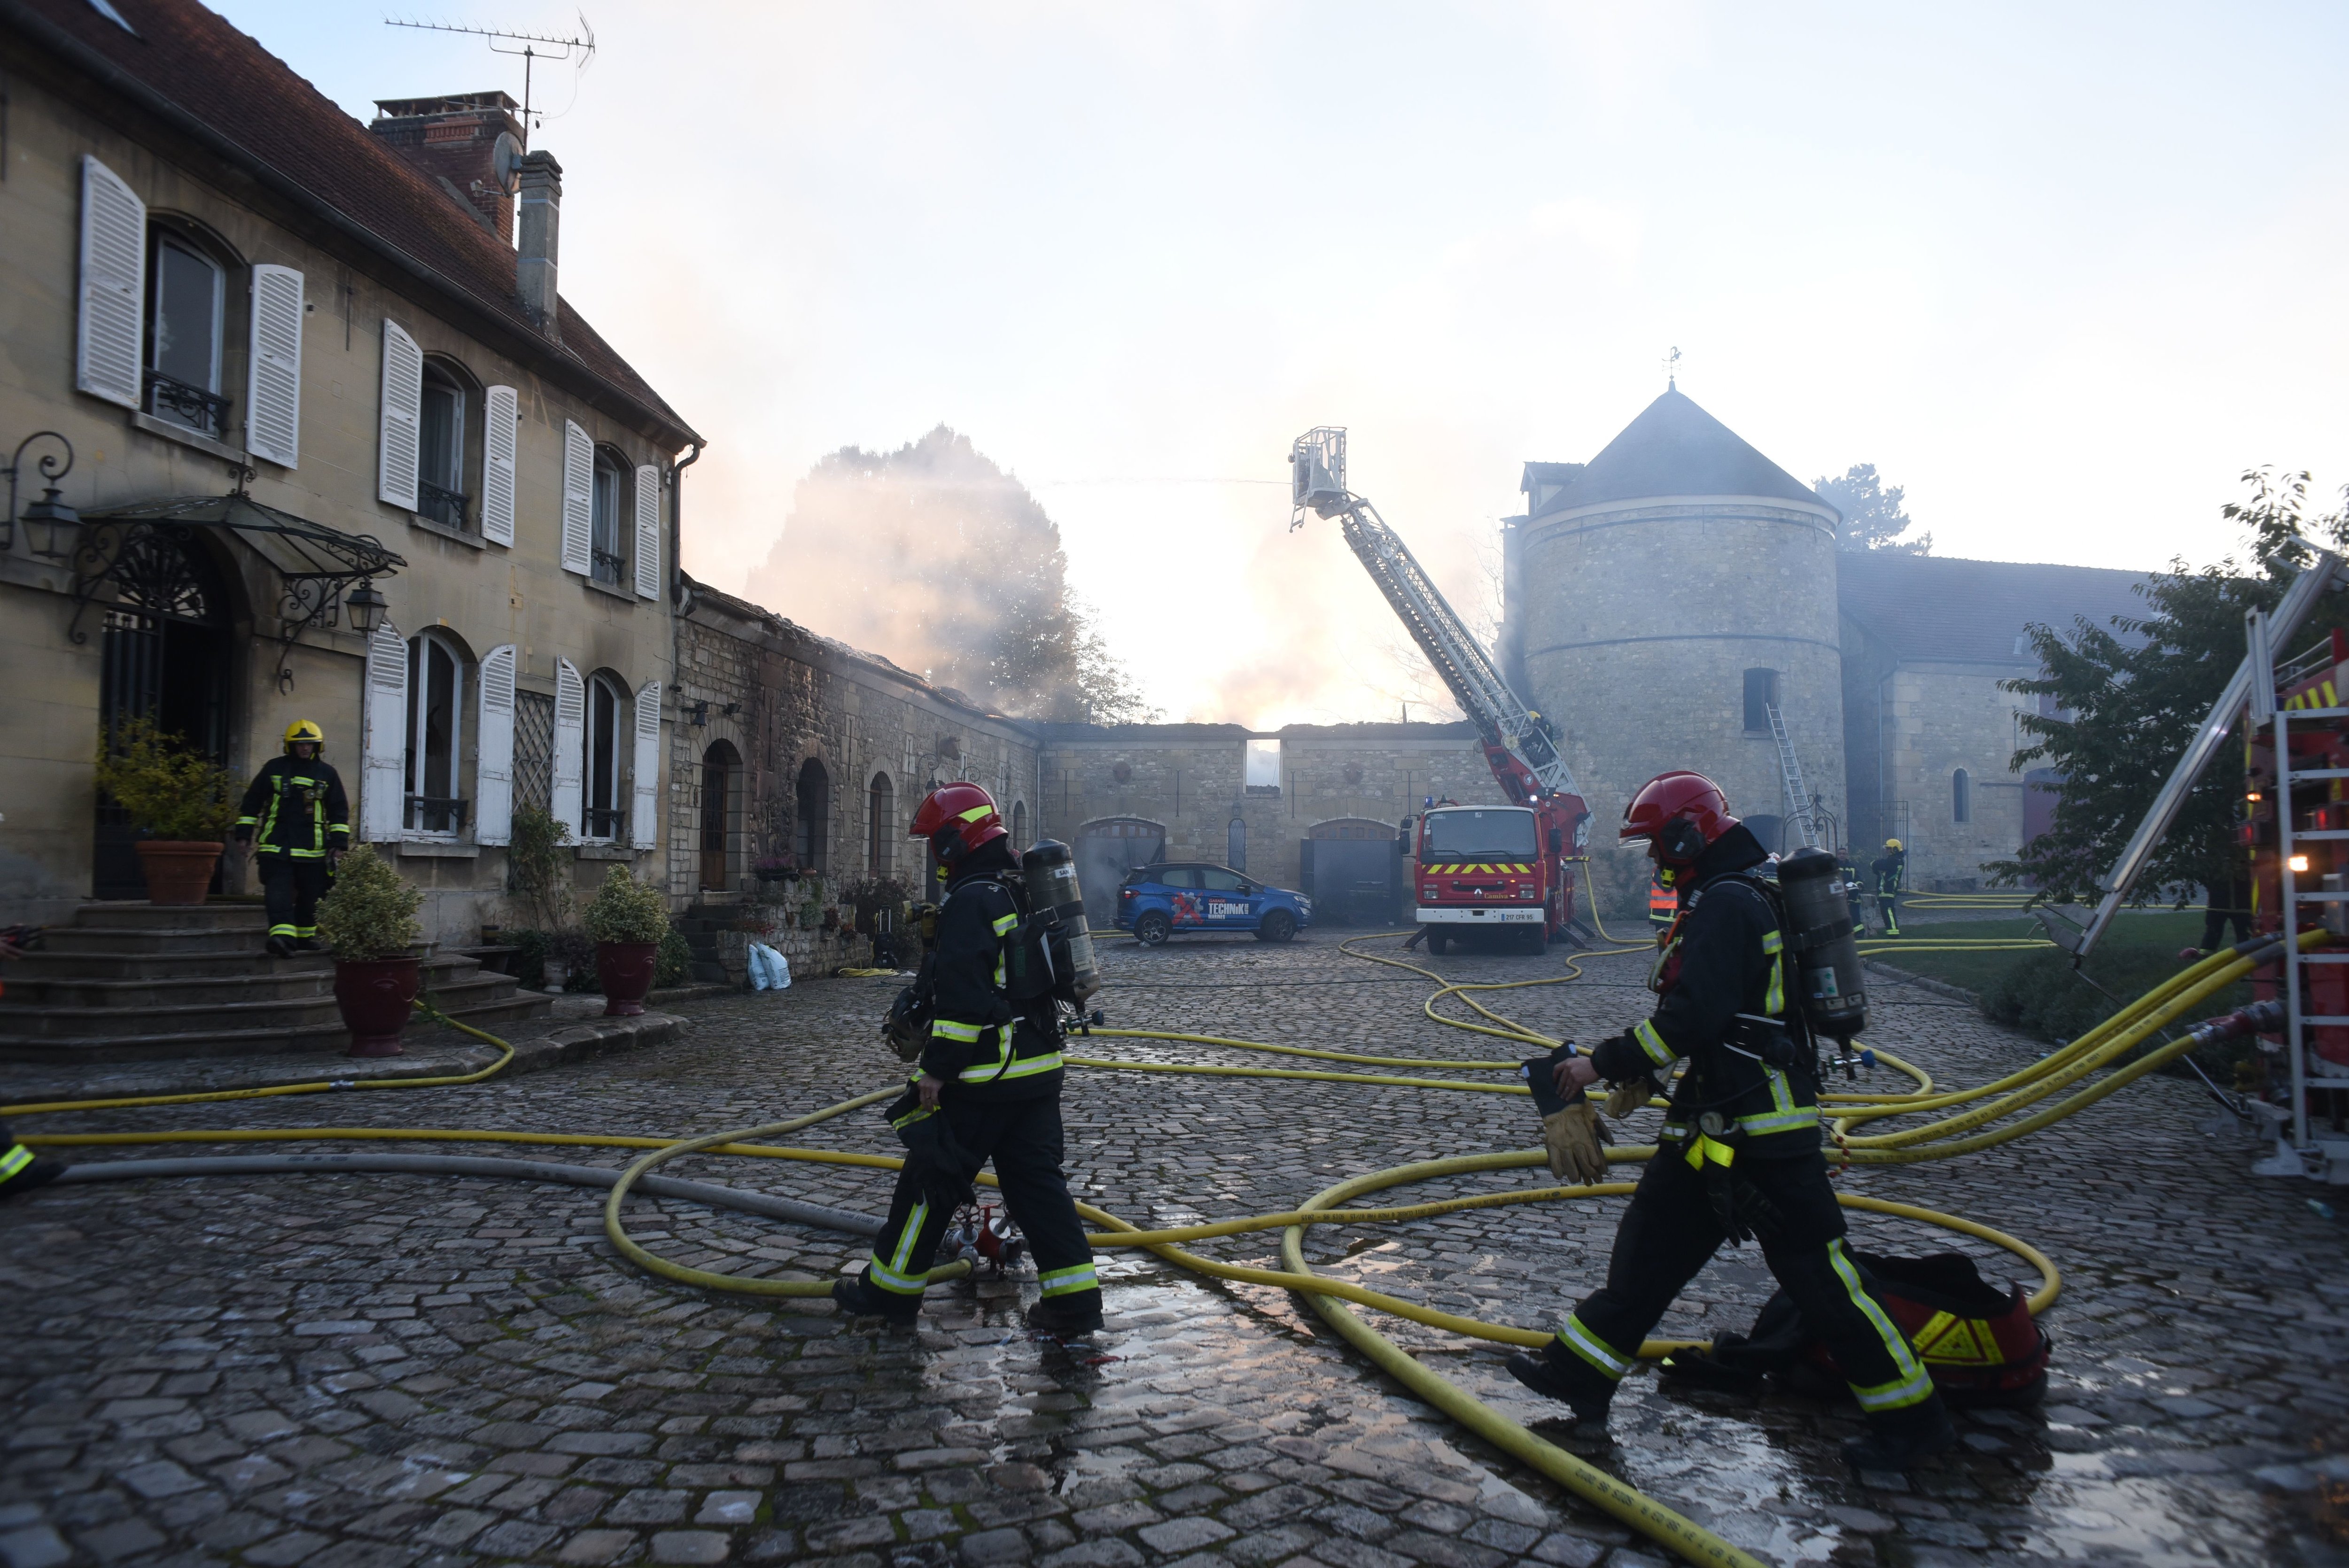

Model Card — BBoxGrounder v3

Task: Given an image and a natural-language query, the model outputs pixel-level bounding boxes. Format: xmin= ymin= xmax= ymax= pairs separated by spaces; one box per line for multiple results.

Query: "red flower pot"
xmin=597 ymin=940 xmax=659 ymax=1017
xmin=135 ymin=840 xmax=223 ymax=906
xmin=334 ymin=956 xmax=420 ymax=1057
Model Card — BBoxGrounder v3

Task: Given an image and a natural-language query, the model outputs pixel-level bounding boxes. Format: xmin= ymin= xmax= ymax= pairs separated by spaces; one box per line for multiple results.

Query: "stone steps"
xmin=0 ymin=901 xmax=551 ymax=1062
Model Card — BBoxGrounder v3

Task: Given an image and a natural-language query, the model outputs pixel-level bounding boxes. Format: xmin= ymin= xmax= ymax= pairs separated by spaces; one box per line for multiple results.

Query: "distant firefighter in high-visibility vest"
xmin=1648 ymin=869 xmax=1679 ymax=931
xmin=1871 ymin=839 xmax=1906 ymax=938
xmin=233 ymin=720 xmax=350 ymax=957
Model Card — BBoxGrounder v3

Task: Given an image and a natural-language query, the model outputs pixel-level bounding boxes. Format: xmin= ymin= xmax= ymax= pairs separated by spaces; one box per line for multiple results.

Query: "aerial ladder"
xmin=1290 ymin=427 xmax=1595 ymax=946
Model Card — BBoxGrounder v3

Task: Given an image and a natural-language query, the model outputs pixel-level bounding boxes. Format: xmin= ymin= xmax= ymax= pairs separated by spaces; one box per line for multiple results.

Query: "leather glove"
xmin=1540 ymin=1103 xmax=1610 ymax=1185
xmin=1603 ymin=1076 xmax=1660 ymax=1119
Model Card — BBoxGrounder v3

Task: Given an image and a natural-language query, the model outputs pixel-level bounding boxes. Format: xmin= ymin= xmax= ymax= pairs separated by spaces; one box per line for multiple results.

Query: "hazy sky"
xmin=220 ymin=1 xmax=2349 ymax=727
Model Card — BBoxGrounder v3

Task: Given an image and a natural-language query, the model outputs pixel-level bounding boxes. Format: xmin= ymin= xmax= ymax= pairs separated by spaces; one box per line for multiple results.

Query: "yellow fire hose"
xmin=2 ymin=929 xmax=2285 ymax=1568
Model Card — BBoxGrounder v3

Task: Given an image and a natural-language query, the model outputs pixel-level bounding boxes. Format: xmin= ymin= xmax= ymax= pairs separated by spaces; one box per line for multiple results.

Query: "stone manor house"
xmin=0 ymin=0 xmax=2152 ymax=998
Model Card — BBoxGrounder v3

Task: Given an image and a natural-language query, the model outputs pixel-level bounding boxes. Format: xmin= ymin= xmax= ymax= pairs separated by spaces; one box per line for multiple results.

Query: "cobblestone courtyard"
xmin=4 ymin=934 xmax=2347 ymax=1568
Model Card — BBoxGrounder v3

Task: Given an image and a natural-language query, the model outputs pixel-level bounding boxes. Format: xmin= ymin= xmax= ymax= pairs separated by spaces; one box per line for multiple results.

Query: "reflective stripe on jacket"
xmin=919 ymin=862 xmax=1063 ymax=1100
xmin=236 ymin=757 xmax=351 ymax=857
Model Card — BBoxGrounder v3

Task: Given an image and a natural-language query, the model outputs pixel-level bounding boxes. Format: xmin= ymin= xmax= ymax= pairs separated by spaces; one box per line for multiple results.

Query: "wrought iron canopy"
xmin=70 ymin=492 xmax=409 ymax=691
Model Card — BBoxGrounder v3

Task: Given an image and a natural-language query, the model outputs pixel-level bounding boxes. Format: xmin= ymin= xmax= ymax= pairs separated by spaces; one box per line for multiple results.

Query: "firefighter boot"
xmin=0 ymin=1142 xmax=65 ymax=1201
xmin=831 ymin=1273 xmax=921 ymax=1326
xmin=1025 ymin=1296 xmax=1105 ymax=1336
xmin=1504 ymin=1344 xmax=1616 ymax=1431
xmin=1841 ymin=1395 xmax=1956 ymax=1472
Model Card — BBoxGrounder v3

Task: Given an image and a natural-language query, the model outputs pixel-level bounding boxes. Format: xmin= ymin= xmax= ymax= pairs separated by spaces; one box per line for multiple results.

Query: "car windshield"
xmin=1421 ymin=809 xmax=1537 ymax=860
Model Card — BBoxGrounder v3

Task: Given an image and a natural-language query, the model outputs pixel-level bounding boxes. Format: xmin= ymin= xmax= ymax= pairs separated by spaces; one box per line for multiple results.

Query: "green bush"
xmin=506 ymin=802 xmax=574 ymax=931
xmin=583 ymin=864 xmax=669 ymax=944
xmin=314 ymin=844 xmax=422 ymax=962
xmin=1974 ymin=940 xmax=2256 ymax=1077
xmin=655 ymin=929 xmax=692 ymax=988
xmin=94 ymin=717 xmax=239 ymax=841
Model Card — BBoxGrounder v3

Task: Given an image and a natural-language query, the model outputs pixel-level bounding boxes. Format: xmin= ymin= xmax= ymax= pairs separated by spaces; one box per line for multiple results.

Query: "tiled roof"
xmin=1536 ymin=388 xmax=1826 ymax=517
xmin=10 ymin=0 xmax=699 ymax=447
xmin=1837 ymin=551 xmax=2152 ymax=665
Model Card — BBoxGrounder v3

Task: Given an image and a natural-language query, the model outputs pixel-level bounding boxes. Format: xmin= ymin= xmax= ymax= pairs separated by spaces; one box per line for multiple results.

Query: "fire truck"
xmin=1289 ymin=428 xmax=1591 ymax=954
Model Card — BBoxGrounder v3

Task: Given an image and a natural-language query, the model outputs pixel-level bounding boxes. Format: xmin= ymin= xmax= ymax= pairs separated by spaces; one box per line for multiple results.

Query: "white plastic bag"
xmin=747 ymin=942 xmax=792 ymax=991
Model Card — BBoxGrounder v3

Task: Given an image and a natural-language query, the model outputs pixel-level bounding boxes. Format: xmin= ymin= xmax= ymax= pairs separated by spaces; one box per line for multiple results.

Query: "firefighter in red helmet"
xmin=832 ymin=782 xmax=1103 ymax=1335
xmin=1506 ymin=769 xmax=1955 ymax=1472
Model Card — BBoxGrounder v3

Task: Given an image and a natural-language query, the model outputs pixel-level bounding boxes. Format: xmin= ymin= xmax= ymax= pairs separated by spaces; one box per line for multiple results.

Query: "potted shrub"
xmin=584 ymin=864 xmax=670 ymax=1017
xmin=313 ymin=844 xmax=424 ymax=1057
xmin=753 ymin=852 xmax=796 ymax=885
xmin=93 ymin=718 xmax=239 ymax=906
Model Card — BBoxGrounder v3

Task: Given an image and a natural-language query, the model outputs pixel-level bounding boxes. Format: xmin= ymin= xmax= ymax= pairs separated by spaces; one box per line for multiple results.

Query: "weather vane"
xmin=1664 ymin=345 xmax=1681 ymax=389
xmin=383 ymin=13 xmax=597 ymax=150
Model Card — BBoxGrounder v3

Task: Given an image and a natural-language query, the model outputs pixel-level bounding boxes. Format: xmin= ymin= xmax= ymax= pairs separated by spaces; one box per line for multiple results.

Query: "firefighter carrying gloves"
xmin=1871 ymin=838 xmax=1906 ymax=939
xmin=834 ymin=782 xmax=1104 ymax=1337
xmin=1507 ymin=771 xmax=1955 ymax=1473
xmin=234 ymin=721 xmax=350 ymax=958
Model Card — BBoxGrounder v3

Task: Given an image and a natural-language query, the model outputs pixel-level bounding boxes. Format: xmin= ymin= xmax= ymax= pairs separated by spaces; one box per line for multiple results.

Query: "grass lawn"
xmin=1866 ymin=908 xmax=2255 ymax=1048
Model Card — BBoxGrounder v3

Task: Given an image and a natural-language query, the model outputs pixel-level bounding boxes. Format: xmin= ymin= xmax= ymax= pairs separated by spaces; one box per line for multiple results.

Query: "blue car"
xmin=1114 ymin=862 xmax=1314 ymax=945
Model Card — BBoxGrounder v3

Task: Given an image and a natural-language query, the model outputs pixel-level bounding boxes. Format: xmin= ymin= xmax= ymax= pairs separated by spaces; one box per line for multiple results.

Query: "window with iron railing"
xmin=418 ymin=363 xmax=472 ymax=531
xmin=418 ymin=480 xmax=471 ymax=531
xmin=583 ymin=805 xmax=626 ymax=840
xmin=146 ymin=232 xmax=229 ymax=440
xmin=591 ymin=547 xmax=626 ymax=586
xmin=145 ymin=369 xmax=231 ymax=441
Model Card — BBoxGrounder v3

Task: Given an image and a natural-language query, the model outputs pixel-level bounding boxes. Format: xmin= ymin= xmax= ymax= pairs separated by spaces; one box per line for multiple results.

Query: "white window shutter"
xmin=378 ymin=319 xmax=422 ymax=510
xmin=361 ymin=626 xmax=410 ymax=842
xmin=552 ymin=657 xmax=585 ymax=840
xmin=630 ymin=678 xmax=662 ymax=849
xmin=77 ymin=155 xmax=145 ymax=410
xmin=560 ymin=420 xmax=593 ymax=575
xmin=475 ymin=644 xmax=517 ymax=846
xmin=481 ymin=385 xmax=518 ymax=545
xmin=245 ymin=264 xmax=303 ymax=467
xmin=633 ymin=463 xmax=662 ymax=599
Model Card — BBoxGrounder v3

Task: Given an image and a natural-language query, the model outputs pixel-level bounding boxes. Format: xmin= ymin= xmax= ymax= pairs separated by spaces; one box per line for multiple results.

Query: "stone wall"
xmin=1841 ymin=614 xmax=2038 ymax=888
xmin=667 ymin=579 xmax=1041 ymax=912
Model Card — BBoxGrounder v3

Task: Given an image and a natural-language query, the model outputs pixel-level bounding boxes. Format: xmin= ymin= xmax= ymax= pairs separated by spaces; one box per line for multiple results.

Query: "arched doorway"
xmin=793 ymin=757 xmax=830 ymax=872
xmin=1303 ymin=816 xmax=1402 ymax=927
xmin=95 ymin=526 xmax=234 ymax=898
xmin=1074 ymin=816 xmax=1166 ymax=927
xmin=700 ymin=740 xmax=741 ymax=891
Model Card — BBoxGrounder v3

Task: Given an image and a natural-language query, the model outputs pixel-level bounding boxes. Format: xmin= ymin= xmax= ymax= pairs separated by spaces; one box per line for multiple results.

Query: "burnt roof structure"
xmin=4 ymin=0 xmax=700 ymax=449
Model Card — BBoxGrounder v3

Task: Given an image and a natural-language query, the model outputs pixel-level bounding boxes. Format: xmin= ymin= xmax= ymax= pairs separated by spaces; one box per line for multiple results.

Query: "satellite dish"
xmin=491 ymin=131 xmax=524 ymax=195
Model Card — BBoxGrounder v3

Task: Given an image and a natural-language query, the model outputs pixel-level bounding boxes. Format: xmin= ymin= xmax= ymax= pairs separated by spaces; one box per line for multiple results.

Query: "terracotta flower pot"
xmin=334 ymin=956 xmax=420 ymax=1057
xmin=597 ymin=939 xmax=659 ymax=1017
xmin=135 ymin=840 xmax=223 ymax=906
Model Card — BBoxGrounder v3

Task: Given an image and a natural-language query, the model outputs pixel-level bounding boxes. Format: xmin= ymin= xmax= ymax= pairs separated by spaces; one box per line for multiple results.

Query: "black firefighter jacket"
xmin=235 ymin=756 xmax=351 ymax=859
xmin=1590 ymin=825 xmax=1821 ymax=1159
xmin=918 ymin=851 xmax=1064 ymax=1102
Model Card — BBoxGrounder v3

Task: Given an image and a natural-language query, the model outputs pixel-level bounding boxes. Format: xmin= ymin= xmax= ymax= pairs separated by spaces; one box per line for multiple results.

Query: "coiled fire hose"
xmin=6 ymin=930 xmax=2302 ymax=1568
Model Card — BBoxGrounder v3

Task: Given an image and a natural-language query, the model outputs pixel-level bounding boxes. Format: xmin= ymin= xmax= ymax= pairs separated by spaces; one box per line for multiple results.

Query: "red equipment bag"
xmin=1660 ymin=1250 xmax=2049 ymax=1409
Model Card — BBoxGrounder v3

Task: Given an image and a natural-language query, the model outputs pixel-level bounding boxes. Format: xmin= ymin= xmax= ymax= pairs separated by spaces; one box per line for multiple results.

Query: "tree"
xmin=1814 ymin=464 xmax=1931 ymax=554
xmin=1986 ymin=468 xmax=2349 ymax=902
xmin=745 ymin=427 xmax=1157 ymax=723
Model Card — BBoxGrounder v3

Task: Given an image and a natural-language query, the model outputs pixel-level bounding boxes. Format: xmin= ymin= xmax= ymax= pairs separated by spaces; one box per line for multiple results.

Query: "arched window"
xmin=1952 ymin=767 xmax=1972 ymax=824
xmin=590 ymin=448 xmax=628 ymax=585
xmin=1742 ymin=669 xmax=1779 ymax=733
xmin=405 ymin=629 xmax=467 ymax=836
xmin=146 ymin=227 xmax=228 ymax=439
xmin=418 ymin=359 xmax=473 ymax=530
xmin=869 ymin=772 xmax=895 ymax=875
xmin=1011 ymin=801 xmax=1028 ymax=848
xmin=794 ymin=758 xmax=830 ymax=871
xmin=1228 ymin=816 xmax=1247 ymax=873
xmin=583 ymin=672 xmax=627 ymax=840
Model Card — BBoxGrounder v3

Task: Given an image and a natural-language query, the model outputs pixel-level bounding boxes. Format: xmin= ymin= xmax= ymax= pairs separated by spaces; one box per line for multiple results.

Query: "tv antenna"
xmin=383 ymin=14 xmax=597 ymax=150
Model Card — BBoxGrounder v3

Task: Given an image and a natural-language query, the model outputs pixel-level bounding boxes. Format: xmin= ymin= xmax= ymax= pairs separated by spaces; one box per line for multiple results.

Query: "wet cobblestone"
xmin=3 ymin=934 xmax=2347 ymax=1566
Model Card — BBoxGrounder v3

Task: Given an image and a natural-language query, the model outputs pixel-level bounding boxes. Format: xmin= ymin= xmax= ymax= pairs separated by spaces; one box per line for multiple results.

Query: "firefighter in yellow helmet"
xmin=233 ymin=721 xmax=351 ymax=957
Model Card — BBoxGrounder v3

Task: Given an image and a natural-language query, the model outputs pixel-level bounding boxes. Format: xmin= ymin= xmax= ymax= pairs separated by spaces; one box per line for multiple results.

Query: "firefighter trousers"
xmin=259 ymin=856 xmax=332 ymax=943
xmin=1552 ymin=1148 xmax=1940 ymax=1424
xmin=1876 ymin=893 xmax=1900 ymax=935
xmin=861 ymin=1093 xmax=1100 ymax=1311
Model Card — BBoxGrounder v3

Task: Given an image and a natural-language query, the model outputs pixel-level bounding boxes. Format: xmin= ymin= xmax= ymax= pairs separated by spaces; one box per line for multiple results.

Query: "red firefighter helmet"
xmin=1621 ymin=770 xmax=1738 ymax=867
xmin=909 ymin=781 xmax=1008 ymax=863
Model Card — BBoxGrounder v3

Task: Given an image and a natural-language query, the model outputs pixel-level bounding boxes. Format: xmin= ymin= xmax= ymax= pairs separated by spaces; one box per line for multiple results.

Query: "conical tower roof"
xmin=1539 ymin=387 xmax=1831 ymax=517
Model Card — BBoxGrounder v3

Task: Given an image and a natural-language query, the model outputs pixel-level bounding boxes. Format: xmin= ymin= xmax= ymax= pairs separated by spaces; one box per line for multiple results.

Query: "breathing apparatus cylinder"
xmin=1020 ymin=839 xmax=1102 ymax=1002
xmin=1776 ymin=847 xmax=1867 ymax=1040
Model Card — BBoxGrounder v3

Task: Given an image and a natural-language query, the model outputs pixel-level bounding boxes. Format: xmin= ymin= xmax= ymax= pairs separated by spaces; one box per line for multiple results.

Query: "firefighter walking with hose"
xmin=1505 ymin=770 xmax=1955 ymax=1471
xmin=832 ymin=783 xmax=1104 ymax=1335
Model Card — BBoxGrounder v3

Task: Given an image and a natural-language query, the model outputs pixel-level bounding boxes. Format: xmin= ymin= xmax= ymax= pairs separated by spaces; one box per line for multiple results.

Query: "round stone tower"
xmin=1515 ymin=386 xmax=1846 ymax=854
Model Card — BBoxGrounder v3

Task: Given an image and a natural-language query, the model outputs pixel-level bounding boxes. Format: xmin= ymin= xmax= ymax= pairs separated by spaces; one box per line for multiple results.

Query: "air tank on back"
xmin=1021 ymin=839 xmax=1101 ymax=1002
xmin=1776 ymin=847 xmax=1867 ymax=1040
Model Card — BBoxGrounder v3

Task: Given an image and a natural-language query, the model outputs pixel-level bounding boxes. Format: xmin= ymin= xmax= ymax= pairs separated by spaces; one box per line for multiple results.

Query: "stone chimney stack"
xmin=367 ymin=92 xmax=523 ymax=242
xmin=515 ymin=151 xmax=563 ymax=340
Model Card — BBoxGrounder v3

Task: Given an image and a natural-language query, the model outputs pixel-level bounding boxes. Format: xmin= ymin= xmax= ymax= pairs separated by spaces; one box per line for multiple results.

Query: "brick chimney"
xmin=367 ymin=91 xmax=524 ymax=242
xmin=515 ymin=151 xmax=562 ymax=340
